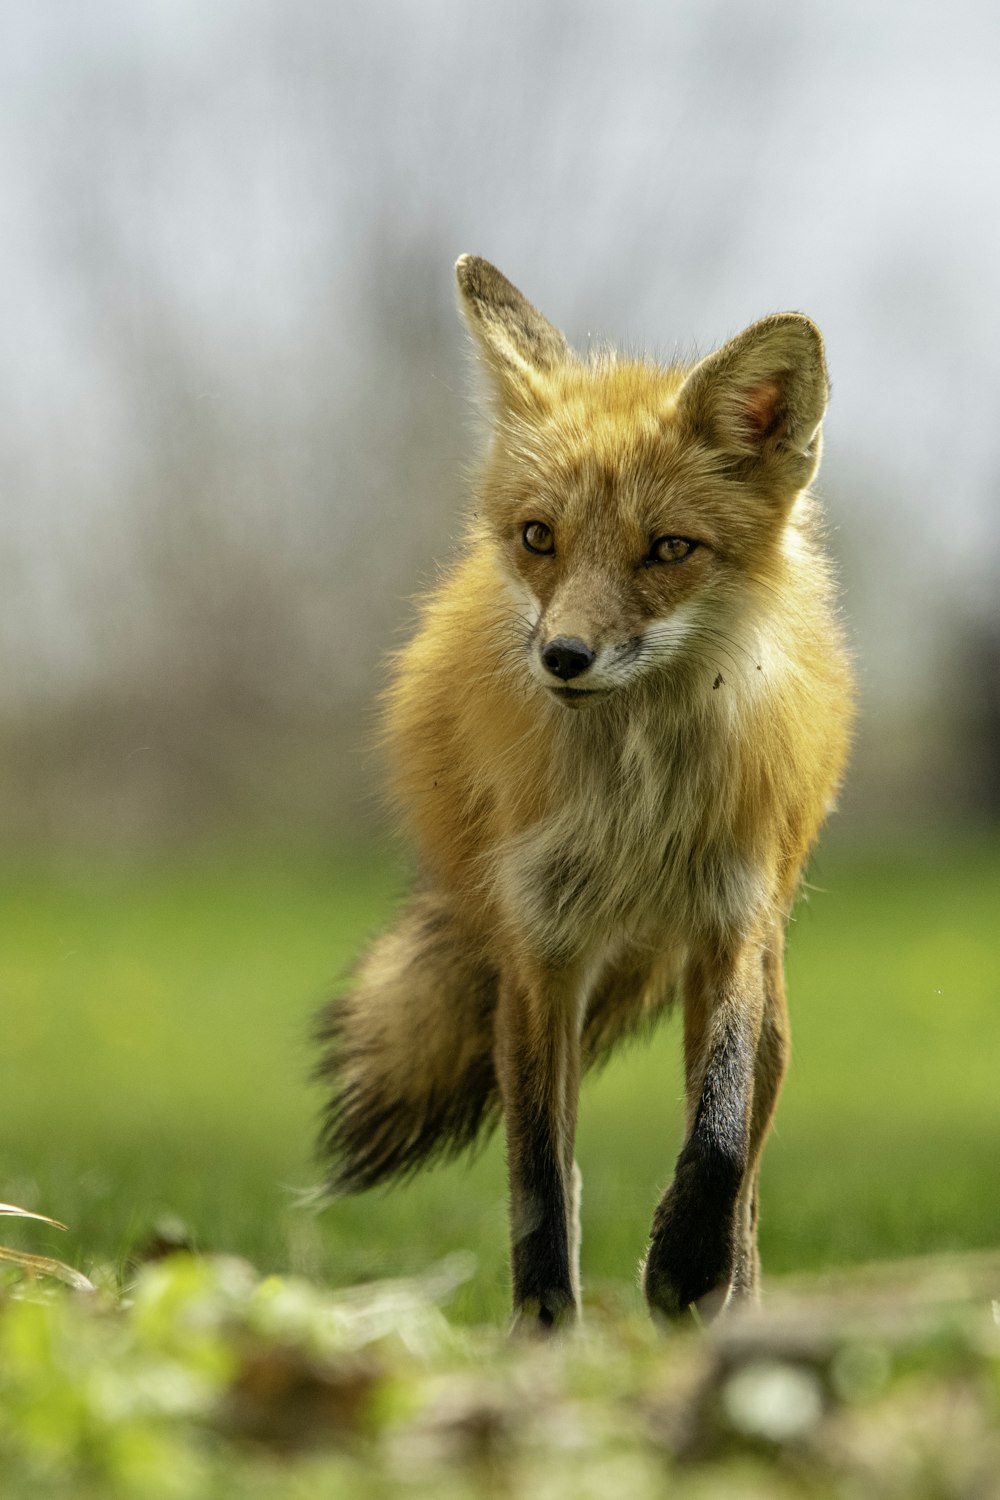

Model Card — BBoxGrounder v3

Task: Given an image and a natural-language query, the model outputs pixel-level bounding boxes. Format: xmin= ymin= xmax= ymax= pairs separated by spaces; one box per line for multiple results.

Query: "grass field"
xmin=2 ymin=836 xmax=999 ymax=1324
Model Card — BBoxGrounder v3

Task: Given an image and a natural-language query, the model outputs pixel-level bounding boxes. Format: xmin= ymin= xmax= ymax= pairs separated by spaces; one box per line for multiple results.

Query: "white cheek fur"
xmin=501 ymin=570 xmax=542 ymax=635
xmin=634 ymin=599 xmax=702 ymax=667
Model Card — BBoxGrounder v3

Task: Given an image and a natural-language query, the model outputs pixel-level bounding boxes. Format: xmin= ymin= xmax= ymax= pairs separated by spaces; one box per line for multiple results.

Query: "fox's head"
xmin=456 ymin=255 xmax=829 ymax=708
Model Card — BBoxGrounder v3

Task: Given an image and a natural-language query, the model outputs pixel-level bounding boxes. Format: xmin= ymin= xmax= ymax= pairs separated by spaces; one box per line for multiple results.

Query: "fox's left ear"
xmin=455 ymin=255 xmax=569 ymax=411
xmin=675 ymin=314 xmax=828 ymax=494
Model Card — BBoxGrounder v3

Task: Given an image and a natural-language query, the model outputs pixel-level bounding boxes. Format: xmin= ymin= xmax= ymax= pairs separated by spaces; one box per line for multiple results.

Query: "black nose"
xmin=541 ymin=636 xmax=596 ymax=681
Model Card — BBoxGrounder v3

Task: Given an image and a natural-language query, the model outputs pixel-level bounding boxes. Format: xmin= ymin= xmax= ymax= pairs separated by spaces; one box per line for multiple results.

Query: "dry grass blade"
xmin=0 ymin=1245 xmax=95 ymax=1292
xmin=0 ymin=1202 xmax=67 ymax=1231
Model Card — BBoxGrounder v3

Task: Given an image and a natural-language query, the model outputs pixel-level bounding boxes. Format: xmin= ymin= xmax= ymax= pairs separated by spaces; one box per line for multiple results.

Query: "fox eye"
xmin=522 ymin=521 xmax=555 ymax=555
xmin=647 ymin=535 xmax=697 ymax=565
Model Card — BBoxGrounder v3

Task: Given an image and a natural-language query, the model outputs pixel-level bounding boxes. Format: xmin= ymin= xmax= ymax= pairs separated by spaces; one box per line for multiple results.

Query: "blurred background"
xmin=3 ymin=0 xmax=999 ymax=853
xmin=2 ymin=1 xmax=999 ymax=1300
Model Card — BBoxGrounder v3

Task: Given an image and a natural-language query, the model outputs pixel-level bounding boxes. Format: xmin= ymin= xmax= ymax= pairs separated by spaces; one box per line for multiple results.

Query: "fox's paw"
xmin=641 ymin=1200 xmax=736 ymax=1327
xmin=510 ymin=1289 xmax=579 ymax=1337
xmin=642 ymin=1252 xmax=733 ymax=1325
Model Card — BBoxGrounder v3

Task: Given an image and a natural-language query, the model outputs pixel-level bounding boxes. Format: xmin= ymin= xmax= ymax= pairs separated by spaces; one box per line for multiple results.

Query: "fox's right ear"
xmin=675 ymin=313 xmax=829 ymax=496
xmin=455 ymin=255 xmax=569 ymax=409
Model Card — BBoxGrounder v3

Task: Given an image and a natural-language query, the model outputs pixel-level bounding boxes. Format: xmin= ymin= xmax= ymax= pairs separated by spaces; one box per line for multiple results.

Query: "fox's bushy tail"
xmin=314 ymin=892 xmax=676 ymax=1193
xmin=314 ymin=893 xmax=501 ymax=1193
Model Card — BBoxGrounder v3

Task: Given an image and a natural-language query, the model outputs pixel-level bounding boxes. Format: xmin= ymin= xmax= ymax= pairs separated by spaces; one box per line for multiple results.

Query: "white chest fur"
xmin=493 ymin=689 xmax=770 ymax=964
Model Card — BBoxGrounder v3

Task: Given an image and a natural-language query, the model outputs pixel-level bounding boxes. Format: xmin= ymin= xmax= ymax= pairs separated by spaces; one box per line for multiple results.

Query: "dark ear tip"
xmin=455 ymin=255 xmax=524 ymax=315
xmin=769 ymin=311 xmax=825 ymax=355
xmin=748 ymin=313 xmax=827 ymax=390
xmin=455 ymin=254 xmax=489 ymax=297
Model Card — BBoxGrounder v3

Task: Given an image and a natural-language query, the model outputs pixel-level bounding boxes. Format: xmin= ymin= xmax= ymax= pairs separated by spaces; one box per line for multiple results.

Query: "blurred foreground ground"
xmin=1 ymin=1244 xmax=998 ymax=1498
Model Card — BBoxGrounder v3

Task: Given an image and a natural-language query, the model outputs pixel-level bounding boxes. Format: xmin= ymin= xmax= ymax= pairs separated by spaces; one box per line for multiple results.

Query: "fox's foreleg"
xmin=643 ymin=923 xmax=787 ymax=1322
xmin=494 ymin=961 xmax=584 ymax=1332
xmin=731 ymin=933 xmax=790 ymax=1301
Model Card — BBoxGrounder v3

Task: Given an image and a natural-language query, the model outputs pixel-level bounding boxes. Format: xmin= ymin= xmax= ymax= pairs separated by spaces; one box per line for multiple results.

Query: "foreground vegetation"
xmin=2 ymin=1245 xmax=999 ymax=1498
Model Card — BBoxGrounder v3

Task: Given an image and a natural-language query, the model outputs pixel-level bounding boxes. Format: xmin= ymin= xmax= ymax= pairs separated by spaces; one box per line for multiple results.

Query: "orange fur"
xmin=315 ymin=256 xmax=853 ymax=1331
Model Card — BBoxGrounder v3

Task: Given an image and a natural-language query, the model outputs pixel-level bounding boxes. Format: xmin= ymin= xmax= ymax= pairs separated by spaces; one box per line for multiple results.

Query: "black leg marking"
xmin=644 ymin=1021 xmax=754 ymax=1321
xmin=498 ymin=990 xmax=581 ymax=1334
xmin=505 ymin=1067 xmax=579 ymax=1331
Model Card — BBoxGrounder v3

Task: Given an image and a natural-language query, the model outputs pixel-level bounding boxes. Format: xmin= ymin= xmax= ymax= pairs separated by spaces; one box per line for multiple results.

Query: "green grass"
xmin=2 ymin=837 xmax=999 ymax=1323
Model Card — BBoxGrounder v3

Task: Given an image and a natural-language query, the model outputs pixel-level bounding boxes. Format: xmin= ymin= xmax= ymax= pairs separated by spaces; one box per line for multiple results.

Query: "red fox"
xmin=315 ymin=255 xmax=853 ymax=1330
